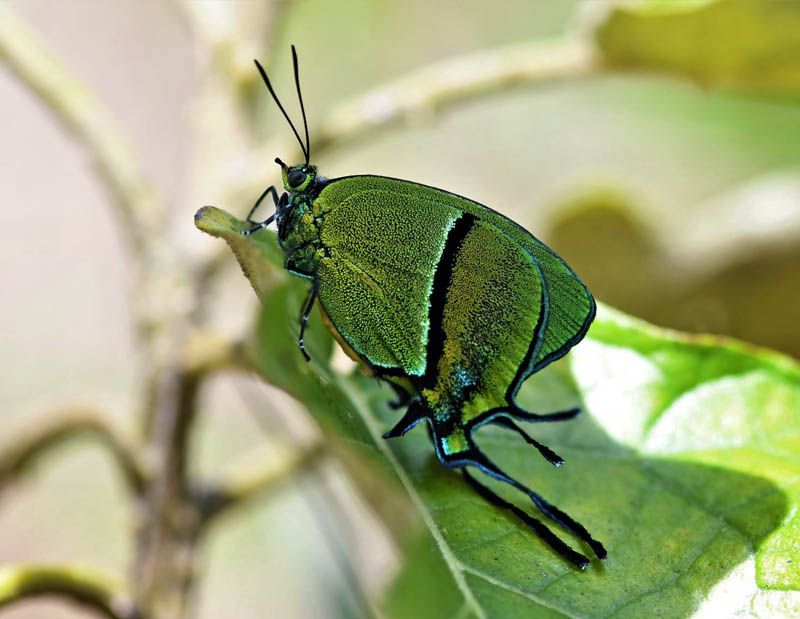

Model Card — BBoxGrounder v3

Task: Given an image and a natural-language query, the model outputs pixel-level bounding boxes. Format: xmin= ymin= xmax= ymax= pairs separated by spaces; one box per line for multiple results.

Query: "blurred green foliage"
xmin=596 ymin=0 xmax=800 ymax=96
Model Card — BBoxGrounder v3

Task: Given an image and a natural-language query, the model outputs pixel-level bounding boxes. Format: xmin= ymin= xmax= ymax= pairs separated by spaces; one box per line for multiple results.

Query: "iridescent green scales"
xmin=241 ymin=49 xmax=607 ymax=568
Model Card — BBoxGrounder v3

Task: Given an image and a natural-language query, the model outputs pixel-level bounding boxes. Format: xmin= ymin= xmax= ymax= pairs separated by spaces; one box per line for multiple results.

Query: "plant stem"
xmin=196 ymin=440 xmax=328 ymax=523
xmin=0 ymin=3 xmax=164 ymax=256
xmin=0 ymin=407 xmax=146 ymax=496
xmin=220 ymin=36 xmax=600 ymax=201
xmin=0 ymin=564 xmax=136 ymax=619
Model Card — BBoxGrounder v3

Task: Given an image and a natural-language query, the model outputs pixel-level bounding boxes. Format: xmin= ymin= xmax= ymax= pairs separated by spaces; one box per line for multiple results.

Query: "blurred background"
xmin=1 ymin=1 xmax=798 ymax=617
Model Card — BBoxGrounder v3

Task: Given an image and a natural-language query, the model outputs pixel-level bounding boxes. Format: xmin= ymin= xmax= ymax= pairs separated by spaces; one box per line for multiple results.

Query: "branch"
xmin=137 ymin=328 xmax=254 ymax=488
xmin=175 ymin=0 xmax=291 ymax=97
xmin=181 ymin=329 xmax=253 ymax=377
xmin=0 ymin=406 xmax=146 ymax=495
xmin=0 ymin=563 xmax=137 ymax=619
xmin=318 ymin=36 xmax=598 ymax=151
xmin=196 ymin=440 xmax=327 ymax=522
xmin=216 ymin=36 xmax=600 ymax=202
xmin=181 ymin=0 xmax=294 ymax=316
xmin=140 ymin=330 xmax=253 ymax=440
xmin=130 ymin=330 xmax=253 ymax=612
xmin=0 ymin=4 xmax=164 ymax=256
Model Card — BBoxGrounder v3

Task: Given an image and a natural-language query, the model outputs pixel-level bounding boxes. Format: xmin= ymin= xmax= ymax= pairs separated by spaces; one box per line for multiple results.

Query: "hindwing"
xmin=419 ymin=214 xmax=547 ymax=430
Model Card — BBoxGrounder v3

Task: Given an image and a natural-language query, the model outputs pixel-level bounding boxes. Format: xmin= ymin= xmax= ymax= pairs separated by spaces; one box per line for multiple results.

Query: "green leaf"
xmin=194 ymin=206 xmax=284 ymax=301
xmin=196 ymin=207 xmax=800 ymax=617
xmin=594 ymin=0 xmax=800 ymax=97
xmin=381 ymin=526 xmax=468 ymax=619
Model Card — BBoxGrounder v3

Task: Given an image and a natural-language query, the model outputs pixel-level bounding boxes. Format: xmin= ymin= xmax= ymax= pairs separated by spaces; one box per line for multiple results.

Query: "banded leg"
xmin=382 ymin=403 xmax=427 ymax=439
xmin=388 ymin=383 xmax=413 ymax=410
xmin=297 ymin=277 xmax=320 ymax=362
xmin=243 ymin=190 xmax=289 ymax=235
xmin=246 ymin=185 xmax=281 ymax=223
xmin=492 ymin=416 xmax=564 ymax=467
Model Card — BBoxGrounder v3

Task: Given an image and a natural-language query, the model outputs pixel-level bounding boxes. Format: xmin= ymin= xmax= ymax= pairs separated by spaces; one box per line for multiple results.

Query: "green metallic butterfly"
xmin=245 ymin=47 xmax=606 ymax=569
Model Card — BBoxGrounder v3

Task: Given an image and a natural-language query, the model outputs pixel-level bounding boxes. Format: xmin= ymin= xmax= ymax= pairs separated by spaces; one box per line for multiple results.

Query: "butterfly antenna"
xmin=291 ymin=45 xmax=311 ymax=166
xmin=253 ymin=58 xmax=308 ymax=162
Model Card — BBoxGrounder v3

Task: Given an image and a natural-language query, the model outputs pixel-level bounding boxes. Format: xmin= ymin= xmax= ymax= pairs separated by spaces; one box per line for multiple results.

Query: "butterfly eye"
xmin=288 ymin=169 xmax=307 ymax=188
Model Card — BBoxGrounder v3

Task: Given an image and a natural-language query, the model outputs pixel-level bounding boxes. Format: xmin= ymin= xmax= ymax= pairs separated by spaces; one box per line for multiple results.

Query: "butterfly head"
xmin=275 ymin=158 xmax=317 ymax=193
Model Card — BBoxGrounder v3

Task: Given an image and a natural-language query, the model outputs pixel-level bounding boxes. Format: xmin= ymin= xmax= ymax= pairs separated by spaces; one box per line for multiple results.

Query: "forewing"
xmin=316 ymin=180 xmax=461 ymax=375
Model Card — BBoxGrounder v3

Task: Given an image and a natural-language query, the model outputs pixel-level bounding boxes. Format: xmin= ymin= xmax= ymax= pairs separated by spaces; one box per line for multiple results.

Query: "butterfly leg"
xmin=382 ymin=403 xmax=427 ymax=439
xmin=243 ymin=190 xmax=289 ymax=235
xmin=388 ymin=383 xmax=413 ymax=410
xmin=297 ymin=276 xmax=320 ymax=362
xmin=246 ymin=185 xmax=280 ymax=222
xmin=445 ymin=436 xmax=606 ymax=564
xmin=492 ymin=416 xmax=564 ymax=467
xmin=508 ymin=404 xmax=580 ymax=423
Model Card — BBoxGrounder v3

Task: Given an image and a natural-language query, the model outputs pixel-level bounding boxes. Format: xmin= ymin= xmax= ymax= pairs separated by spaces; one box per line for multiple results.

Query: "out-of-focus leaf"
xmin=548 ymin=177 xmax=800 ymax=359
xmin=595 ymin=0 xmax=800 ymax=97
xmin=381 ymin=526 xmax=467 ymax=619
xmin=196 ymin=207 xmax=800 ymax=617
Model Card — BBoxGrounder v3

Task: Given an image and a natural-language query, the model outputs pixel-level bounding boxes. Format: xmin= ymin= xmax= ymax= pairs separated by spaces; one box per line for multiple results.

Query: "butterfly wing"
xmin=313 ymin=175 xmax=599 ymax=568
xmin=317 ymin=175 xmax=594 ymax=384
xmin=315 ymin=179 xmax=462 ymax=377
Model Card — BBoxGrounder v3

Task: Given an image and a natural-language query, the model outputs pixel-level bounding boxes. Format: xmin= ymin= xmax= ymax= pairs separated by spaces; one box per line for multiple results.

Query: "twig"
xmin=0 ymin=4 xmax=164 ymax=256
xmin=196 ymin=440 xmax=327 ymax=522
xmin=130 ymin=327 xmax=253 ymax=616
xmin=182 ymin=0 xmax=295 ymax=319
xmin=0 ymin=563 xmax=137 ymax=619
xmin=181 ymin=329 xmax=253 ymax=377
xmin=218 ymin=36 xmax=600 ymax=202
xmin=174 ymin=0 xmax=292 ymax=109
xmin=140 ymin=330 xmax=252 ymax=439
xmin=0 ymin=407 xmax=146 ymax=496
xmin=301 ymin=468 xmax=383 ymax=619
xmin=0 ymin=4 xmax=174 ymax=355
xmin=131 ymin=362 xmax=200 ymax=617
xmin=318 ymin=36 xmax=598 ymax=151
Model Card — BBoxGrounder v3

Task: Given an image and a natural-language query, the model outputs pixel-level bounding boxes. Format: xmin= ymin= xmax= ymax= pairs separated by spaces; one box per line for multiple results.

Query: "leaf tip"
xmin=194 ymin=206 xmax=210 ymax=223
xmin=194 ymin=205 xmax=247 ymax=237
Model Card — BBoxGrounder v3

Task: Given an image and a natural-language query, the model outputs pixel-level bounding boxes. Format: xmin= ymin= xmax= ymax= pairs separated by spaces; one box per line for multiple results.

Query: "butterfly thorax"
xmin=277 ymin=177 xmax=327 ymax=277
